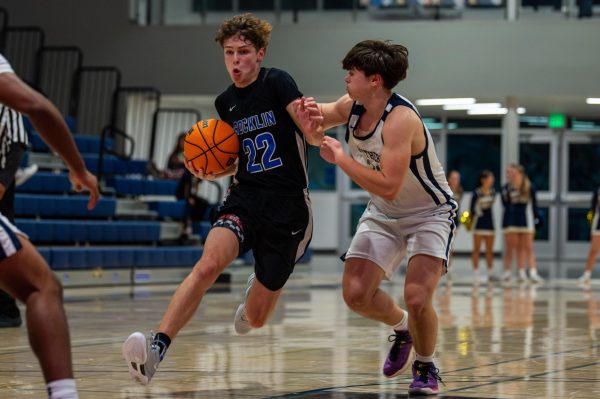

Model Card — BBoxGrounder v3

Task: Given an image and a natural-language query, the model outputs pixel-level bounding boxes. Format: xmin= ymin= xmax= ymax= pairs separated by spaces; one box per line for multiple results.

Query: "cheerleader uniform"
xmin=501 ymin=183 xmax=538 ymax=233
xmin=470 ymin=187 xmax=495 ymax=236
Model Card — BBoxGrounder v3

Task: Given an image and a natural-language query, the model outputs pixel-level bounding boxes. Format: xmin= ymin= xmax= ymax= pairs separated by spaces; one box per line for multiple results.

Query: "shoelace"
xmin=415 ymin=362 xmax=444 ymax=385
xmin=387 ymin=333 xmax=407 ymax=361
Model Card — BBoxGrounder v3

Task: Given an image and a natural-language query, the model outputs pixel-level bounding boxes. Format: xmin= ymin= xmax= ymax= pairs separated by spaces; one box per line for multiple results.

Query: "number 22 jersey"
xmin=215 ymin=67 xmax=308 ymax=192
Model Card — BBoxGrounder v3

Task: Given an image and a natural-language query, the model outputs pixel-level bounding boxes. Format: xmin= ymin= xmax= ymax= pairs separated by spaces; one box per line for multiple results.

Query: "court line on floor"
xmin=265 ymin=343 xmax=600 ymax=398
xmin=445 ymin=360 xmax=600 ymax=393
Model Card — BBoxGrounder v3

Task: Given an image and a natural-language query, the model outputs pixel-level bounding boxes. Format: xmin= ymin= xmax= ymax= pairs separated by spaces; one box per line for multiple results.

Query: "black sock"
xmin=153 ymin=332 xmax=171 ymax=361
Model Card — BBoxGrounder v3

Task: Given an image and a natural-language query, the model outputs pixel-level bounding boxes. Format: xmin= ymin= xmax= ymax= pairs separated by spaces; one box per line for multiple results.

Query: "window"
xmin=567 ymin=208 xmax=591 ymax=242
xmin=193 ymin=0 xmax=233 ymax=11
xmin=308 ymin=144 xmax=336 ymax=191
xmin=282 ymin=0 xmax=318 ymax=10
xmin=447 ymin=134 xmax=501 ymax=192
xmin=239 ymin=0 xmax=275 ymax=10
xmin=519 ymin=142 xmax=550 ymax=192
xmin=535 ymin=207 xmax=549 ymax=241
xmin=350 ymin=203 xmax=368 ymax=235
xmin=568 ymin=143 xmax=600 ymax=192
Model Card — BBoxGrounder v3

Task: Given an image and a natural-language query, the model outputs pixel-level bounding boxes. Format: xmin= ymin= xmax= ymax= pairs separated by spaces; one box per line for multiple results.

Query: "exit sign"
xmin=548 ymin=113 xmax=566 ymax=129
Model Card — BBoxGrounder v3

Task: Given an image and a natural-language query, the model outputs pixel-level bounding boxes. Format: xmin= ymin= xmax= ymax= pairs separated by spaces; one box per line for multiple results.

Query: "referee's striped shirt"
xmin=0 ymin=53 xmax=29 ymax=168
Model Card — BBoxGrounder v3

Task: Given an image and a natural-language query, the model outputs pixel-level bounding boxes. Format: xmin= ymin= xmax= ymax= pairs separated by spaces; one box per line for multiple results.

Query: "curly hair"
xmin=342 ymin=40 xmax=409 ymax=89
xmin=215 ymin=13 xmax=272 ymax=50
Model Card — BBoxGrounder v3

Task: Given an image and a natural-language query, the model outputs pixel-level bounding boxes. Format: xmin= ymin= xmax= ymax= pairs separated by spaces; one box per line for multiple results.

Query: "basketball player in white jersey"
xmin=295 ymin=40 xmax=456 ymax=395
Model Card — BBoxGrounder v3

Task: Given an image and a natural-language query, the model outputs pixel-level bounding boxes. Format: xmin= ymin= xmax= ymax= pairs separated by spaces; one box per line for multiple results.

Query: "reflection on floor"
xmin=0 ymin=256 xmax=598 ymax=398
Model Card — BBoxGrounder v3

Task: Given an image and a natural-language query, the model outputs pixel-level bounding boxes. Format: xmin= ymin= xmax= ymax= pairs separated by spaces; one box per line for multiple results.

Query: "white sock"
xmin=529 ymin=268 xmax=539 ymax=277
xmin=47 ymin=379 xmax=78 ymax=399
xmin=415 ymin=352 xmax=435 ymax=364
xmin=392 ymin=309 xmax=409 ymax=331
xmin=582 ymin=270 xmax=591 ymax=278
xmin=519 ymin=269 xmax=527 ymax=279
xmin=502 ymin=270 xmax=511 ymax=278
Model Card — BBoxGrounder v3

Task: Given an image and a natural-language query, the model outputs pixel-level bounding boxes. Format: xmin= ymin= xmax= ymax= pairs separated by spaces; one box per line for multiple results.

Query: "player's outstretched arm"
xmin=289 ymin=95 xmax=353 ymax=146
xmin=0 ymin=72 xmax=99 ymax=209
xmin=321 ymin=107 xmax=417 ymax=200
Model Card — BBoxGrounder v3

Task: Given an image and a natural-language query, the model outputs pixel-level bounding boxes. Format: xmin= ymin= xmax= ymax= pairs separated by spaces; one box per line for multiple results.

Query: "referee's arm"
xmin=0 ymin=72 xmax=84 ymax=173
xmin=0 ymin=72 xmax=100 ymax=209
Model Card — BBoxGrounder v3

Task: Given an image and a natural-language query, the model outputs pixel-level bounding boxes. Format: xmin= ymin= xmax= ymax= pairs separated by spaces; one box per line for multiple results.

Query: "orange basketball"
xmin=183 ymin=119 xmax=239 ymax=175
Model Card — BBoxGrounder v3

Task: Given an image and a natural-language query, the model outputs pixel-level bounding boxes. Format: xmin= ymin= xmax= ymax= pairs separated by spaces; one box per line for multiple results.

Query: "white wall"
xmin=1 ymin=0 xmax=599 ymax=99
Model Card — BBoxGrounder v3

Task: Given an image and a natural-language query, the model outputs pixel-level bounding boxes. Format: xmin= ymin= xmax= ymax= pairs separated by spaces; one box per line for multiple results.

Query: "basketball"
xmin=183 ymin=119 xmax=239 ymax=175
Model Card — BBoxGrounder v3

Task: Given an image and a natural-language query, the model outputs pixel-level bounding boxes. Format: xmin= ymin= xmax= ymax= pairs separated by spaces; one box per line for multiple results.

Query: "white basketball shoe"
xmin=234 ymin=273 xmax=255 ymax=335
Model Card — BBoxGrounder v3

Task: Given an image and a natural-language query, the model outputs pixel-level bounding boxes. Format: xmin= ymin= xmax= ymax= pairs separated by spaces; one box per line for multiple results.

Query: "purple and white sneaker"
xmin=383 ymin=329 xmax=414 ymax=378
xmin=408 ymin=360 xmax=443 ymax=395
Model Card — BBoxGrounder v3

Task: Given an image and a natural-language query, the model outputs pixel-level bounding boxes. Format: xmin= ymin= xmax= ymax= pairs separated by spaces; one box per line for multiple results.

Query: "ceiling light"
xmin=443 ymin=102 xmax=502 ymax=111
xmin=416 ymin=98 xmax=476 ymax=106
xmin=467 ymin=107 xmax=526 ymax=115
xmin=467 ymin=108 xmax=508 ymax=115
xmin=586 ymin=98 xmax=600 ymax=104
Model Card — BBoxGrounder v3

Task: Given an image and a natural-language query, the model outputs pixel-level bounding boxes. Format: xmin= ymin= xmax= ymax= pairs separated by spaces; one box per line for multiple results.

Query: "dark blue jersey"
xmin=215 ymin=68 xmax=307 ymax=192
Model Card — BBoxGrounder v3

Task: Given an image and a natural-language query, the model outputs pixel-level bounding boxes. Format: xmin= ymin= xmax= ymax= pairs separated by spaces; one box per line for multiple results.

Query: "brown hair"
xmin=477 ymin=170 xmax=494 ymax=189
xmin=510 ymin=164 xmax=531 ymax=198
xmin=215 ymin=13 xmax=272 ymax=50
xmin=342 ymin=40 xmax=409 ymax=89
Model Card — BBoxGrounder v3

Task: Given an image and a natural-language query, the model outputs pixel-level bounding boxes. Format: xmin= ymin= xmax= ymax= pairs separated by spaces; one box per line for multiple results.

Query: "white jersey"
xmin=0 ymin=53 xmax=28 ymax=168
xmin=345 ymin=93 xmax=456 ymax=218
xmin=0 ymin=53 xmax=13 ymax=74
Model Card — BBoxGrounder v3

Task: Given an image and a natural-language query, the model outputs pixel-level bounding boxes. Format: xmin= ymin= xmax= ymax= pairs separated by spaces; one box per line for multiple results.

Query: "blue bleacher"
xmin=46 ymin=246 xmax=202 ymax=270
xmin=15 ymin=194 xmax=116 ymax=218
xmin=147 ymin=200 xmax=187 ymax=220
xmin=16 ymin=219 xmax=162 ymax=243
xmin=29 ymin=131 xmax=114 ymax=154
xmin=17 ymin=172 xmax=72 ymax=193
xmin=107 ymin=176 xmax=178 ymax=196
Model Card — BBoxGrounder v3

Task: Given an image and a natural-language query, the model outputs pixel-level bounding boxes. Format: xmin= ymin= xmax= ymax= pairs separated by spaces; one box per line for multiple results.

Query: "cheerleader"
xmin=580 ymin=186 xmax=600 ymax=284
xmin=501 ymin=164 xmax=543 ymax=283
xmin=470 ymin=170 xmax=496 ymax=283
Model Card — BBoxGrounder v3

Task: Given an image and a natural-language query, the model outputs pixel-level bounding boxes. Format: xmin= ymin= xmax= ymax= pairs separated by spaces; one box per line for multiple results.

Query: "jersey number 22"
xmin=243 ymin=132 xmax=283 ymax=173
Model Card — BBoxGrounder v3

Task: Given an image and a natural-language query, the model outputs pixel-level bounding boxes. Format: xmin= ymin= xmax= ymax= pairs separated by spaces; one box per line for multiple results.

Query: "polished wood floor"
xmin=0 ymin=256 xmax=599 ymax=398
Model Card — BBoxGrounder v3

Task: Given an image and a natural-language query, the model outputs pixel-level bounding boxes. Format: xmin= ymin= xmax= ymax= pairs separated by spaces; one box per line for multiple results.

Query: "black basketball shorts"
xmin=214 ymin=186 xmax=312 ymax=291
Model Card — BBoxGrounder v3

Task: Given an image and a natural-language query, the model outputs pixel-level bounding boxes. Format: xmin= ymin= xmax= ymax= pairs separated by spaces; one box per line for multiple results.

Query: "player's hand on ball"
xmin=185 ymin=160 xmax=217 ymax=180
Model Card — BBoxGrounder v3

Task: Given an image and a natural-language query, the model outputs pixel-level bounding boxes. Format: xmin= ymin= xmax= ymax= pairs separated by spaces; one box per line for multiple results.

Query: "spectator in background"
xmin=580 ymin=186 xmax=600 ymax=284
xmin=168 ymin=131 xmax=210 ymax=241
xmin=470 ymin=170 xmax=497 ymax=283
xmin=146 ymin=132 xmax=187 ymax=180
xmin=165 ymin=132 xmax=187 ymax=179
xmin=501 ymin=164 xmax=543 ymax=284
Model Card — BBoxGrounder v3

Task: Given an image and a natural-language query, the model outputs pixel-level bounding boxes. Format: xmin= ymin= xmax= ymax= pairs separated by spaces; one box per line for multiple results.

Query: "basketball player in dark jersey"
xmin=123 ymin=13 xmax=323 ymax=386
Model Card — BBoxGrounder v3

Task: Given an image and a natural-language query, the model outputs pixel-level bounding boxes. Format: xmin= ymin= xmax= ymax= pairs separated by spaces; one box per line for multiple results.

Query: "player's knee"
xmin=404 ymin=290 xmax=430 ymax=317
xmin=191 ymin=256 xmax=222 ymax=285
xmin=342 ymin=285 xmax=372 ymax=311
xmin=42 ymin=272 xmax=64 ymax=301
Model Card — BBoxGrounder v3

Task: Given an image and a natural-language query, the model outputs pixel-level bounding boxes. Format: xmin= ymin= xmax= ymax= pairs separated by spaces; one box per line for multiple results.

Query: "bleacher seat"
xmin=17 ymin=172 xmax=72 ymax=194
xmin=15 ymin=194 xmax=116 ymax=218
xmin=83 ymin=154 xmax=148 ymax=175
xmin=107 ymin=176 xmax=178 ymax=196
xmin=147 ymin=200 xmax=187 ymax=220
xmin=29 ymin=131 xmax=114 ymax=154
xmin=45 ymin=246 xmax=202 ymax=270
